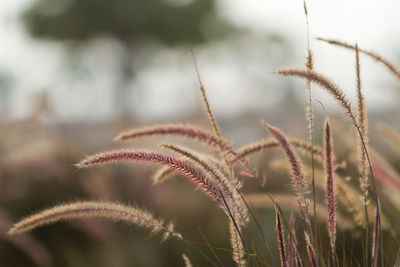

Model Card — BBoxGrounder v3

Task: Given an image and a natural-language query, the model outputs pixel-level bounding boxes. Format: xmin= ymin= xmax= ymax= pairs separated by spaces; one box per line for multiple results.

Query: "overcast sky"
xmin=1 ymin=0 xmax=399 ymax=121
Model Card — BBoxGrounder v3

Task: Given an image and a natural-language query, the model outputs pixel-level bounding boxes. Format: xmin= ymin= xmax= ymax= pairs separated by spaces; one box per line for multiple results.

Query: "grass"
xmin=6 ymin=7 xmax=400 ymax=267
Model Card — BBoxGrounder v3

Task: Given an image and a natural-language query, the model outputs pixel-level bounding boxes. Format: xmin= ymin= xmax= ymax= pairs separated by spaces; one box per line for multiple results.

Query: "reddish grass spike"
xmin=275 ymin=208 xmax=287 ymax=267
xmin=77 ymin=150 xmax=221 ymax=204
xmin=317 ymin=37 xmax=400 ymax=81
xmin=324 ymin=119 xmax=337 ymax=257
xmin=262 ymin=121 xmax=309 ymax=204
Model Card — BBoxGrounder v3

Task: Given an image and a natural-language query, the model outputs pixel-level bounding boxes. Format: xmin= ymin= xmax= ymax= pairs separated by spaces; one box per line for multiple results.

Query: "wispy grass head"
xmin=8 ymin=201 xmax=182 ymax=241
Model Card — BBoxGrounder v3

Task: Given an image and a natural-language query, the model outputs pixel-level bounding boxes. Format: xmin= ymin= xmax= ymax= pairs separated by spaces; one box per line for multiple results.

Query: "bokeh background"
xmin=1 ymin=0 xmax=399 ymax=266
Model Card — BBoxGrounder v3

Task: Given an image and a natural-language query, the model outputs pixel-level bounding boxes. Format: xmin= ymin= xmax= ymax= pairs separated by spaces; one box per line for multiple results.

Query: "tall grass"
xmin=7 ymin=7 xmax=400 ymax=267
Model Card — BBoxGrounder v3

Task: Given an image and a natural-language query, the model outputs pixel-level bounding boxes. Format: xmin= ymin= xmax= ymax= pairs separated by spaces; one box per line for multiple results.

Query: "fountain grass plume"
xmin=275 ymin=207 xmax=287 ymax=267
xmin=114 ymin=124 xmax=232 ymax=154
xmin=8 ymin=201 xmax=182 ymax=241
xmin=324 ymin=119 xmax=337 ymax=259
xmin=355 ymin=43 xmax=371 ymax=266
xmin=262 ymin=121 xmax=310 ymax=208
xmin=277 ymin=65 xmax=384 ymax=265
xmin=77 ymin=150 xmax=222 ymax=204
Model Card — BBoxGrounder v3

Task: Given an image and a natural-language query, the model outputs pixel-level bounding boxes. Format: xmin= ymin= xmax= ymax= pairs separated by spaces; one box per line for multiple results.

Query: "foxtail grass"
xmin=77 ymin=150 xmax=222 ymax=204
xmin=262 ymin=121 xmax=310 ymax=219
xmin=8 ymin=201 xmax=182 ymax=241
xmin=324 ymin=119 xmax=337 ymax=262
xmin=277 ymin=66 xmax=384 ymax=266
xmin=275 ymin=207 xmax=287 ymax=267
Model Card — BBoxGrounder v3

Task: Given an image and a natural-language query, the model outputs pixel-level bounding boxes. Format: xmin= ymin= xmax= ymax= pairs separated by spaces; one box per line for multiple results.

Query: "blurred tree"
xmin=22 ymin=0 xmax=232 ymax=116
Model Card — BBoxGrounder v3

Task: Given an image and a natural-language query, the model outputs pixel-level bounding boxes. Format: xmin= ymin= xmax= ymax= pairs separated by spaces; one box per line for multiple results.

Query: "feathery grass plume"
xmin=275 ymin=207 xmax=287 ymax=267
xmin=191 ymin=50 xmax=222 ymax=139
xmin=8 ymin=201 xmax=182 ymax=241
xmin=229 ymin=221 xmax=247 ymax=267
xmin=356 ymin=44 xmax=370 ymax=204
xmin=355 ymin=43 xmax=370 ymax=266
xmin=78 ymin=150 xmax=222 ymax=204
xmin=161 ymin=143 xmax=248 ymax=224
xmin=277 ymin=68 xmax=353 ymax=122
xmin=190 ymin=50 xmax=253 ymax=186
xmin=152 ymin=166 xmax=175 ymax=185
xmin=277 ymin=66 xmax=384 ymax=262
xmin=317 ymin=37 xmax=400 ymax=81
xmin=234 ymin=138 xmax=323 ymax=162
xmin=114 ymin=124 xmax=233 ymax=155
xmin=182 ymin=254 xmax=193 ymax=267
xmin=324 ymin=119 xmax=337 ymax=258
xmin=262 ymin=121 xmax=310 ymax=217
xmin=305 ymin=232 xmax=317 ymax=267
xmin=372 ymin=208 xmax=379 ymax=267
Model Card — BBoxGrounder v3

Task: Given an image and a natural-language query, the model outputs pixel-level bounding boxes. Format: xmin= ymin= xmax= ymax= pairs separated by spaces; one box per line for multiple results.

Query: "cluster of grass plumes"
xmin=8 ymin=12 xmax=400 ymax=267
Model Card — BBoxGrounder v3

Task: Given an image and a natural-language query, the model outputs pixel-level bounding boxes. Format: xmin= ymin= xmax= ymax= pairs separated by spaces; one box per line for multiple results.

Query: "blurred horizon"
xmin=0 ymin=0 xmax=399 ymax=124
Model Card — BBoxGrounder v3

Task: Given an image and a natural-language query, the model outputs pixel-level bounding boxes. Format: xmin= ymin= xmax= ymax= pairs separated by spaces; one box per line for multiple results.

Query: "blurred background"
xmin=1 ymin=0 xmax=400 ymax=266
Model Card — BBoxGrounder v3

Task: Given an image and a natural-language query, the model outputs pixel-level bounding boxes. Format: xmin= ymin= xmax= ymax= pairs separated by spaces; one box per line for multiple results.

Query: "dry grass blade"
xmin=324 ymin=119 xmax=337 ymax=259
xmin=77 ymin=150 xmax=222 ymax=203
xmin=317 ymin=37 xmax=400 ymax=81
xmin=8 ymin=201 xmax=182 ymax=241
